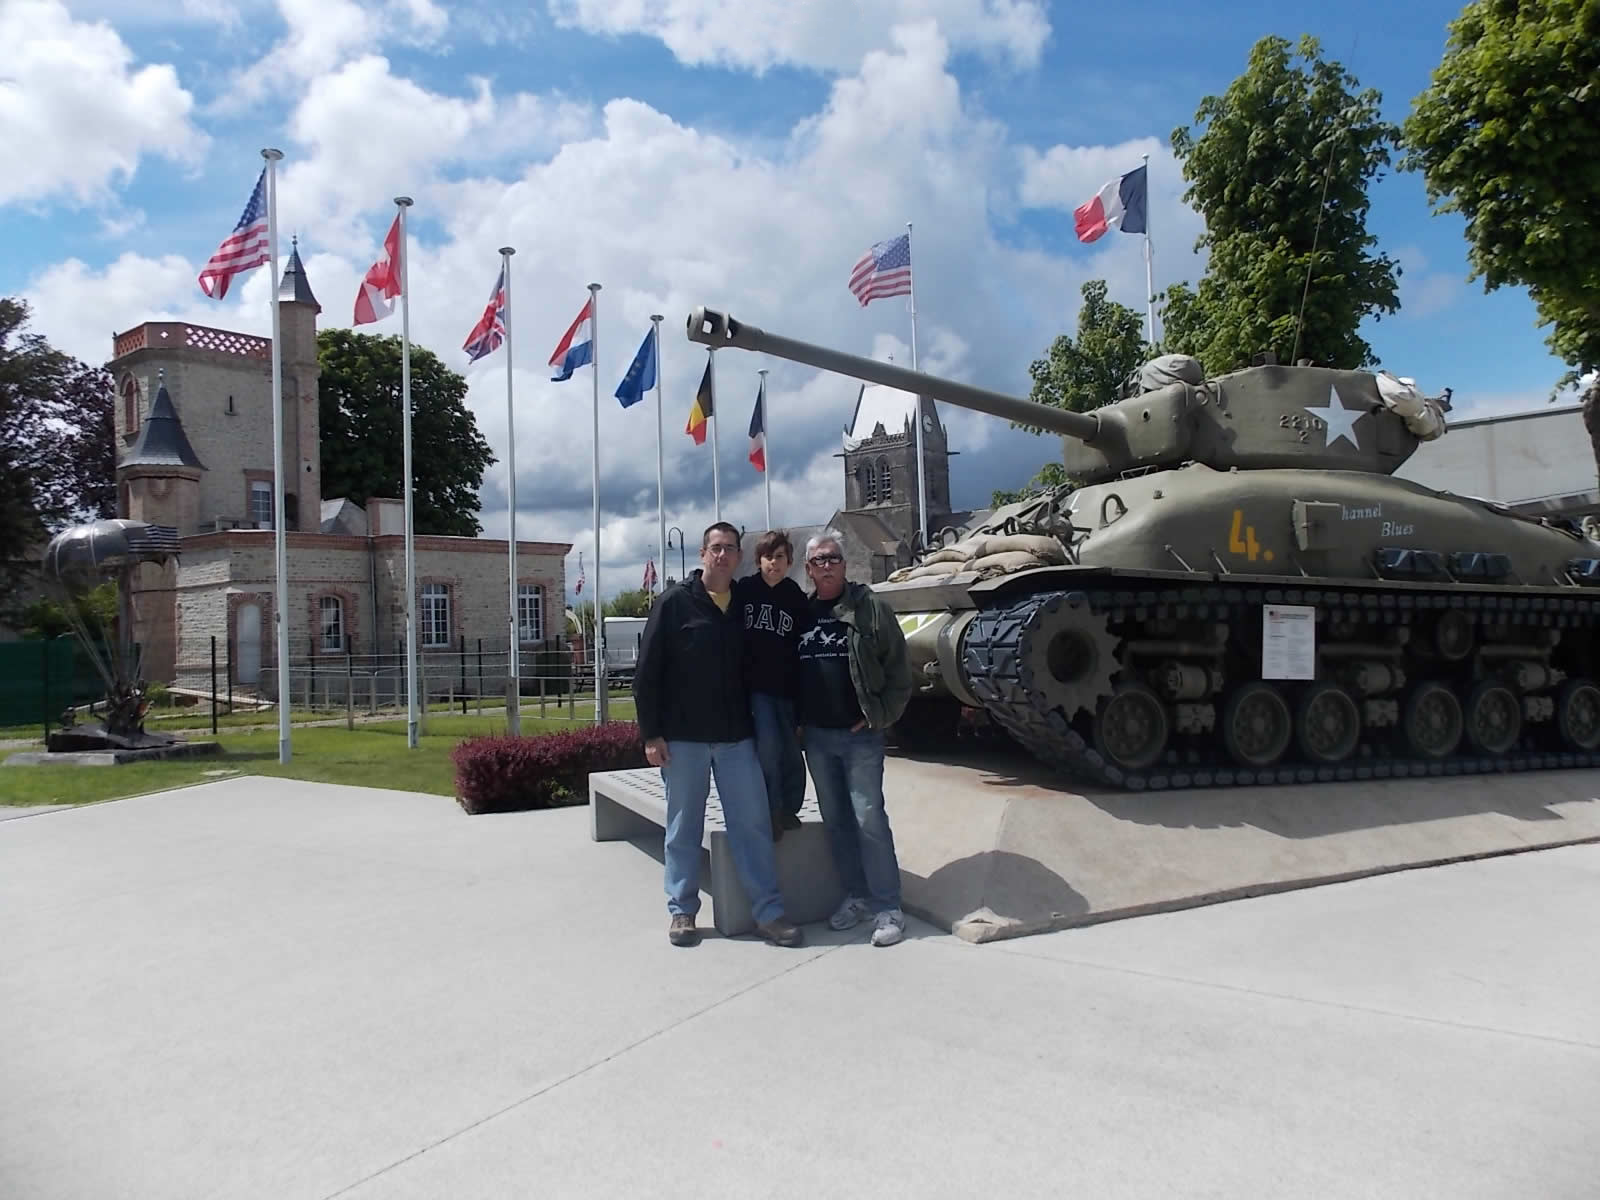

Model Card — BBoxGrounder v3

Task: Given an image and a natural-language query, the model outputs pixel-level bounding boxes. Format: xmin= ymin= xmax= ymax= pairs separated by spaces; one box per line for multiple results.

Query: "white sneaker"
xmin=828 ymin=896 xmax=872 ymax=931
xmin=870 ymin=908 xmax=906 ymax=947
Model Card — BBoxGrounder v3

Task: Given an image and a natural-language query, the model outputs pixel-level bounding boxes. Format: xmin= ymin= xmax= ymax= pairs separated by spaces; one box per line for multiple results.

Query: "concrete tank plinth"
xmin=885 ymin=751 xmax=1600 ymax=942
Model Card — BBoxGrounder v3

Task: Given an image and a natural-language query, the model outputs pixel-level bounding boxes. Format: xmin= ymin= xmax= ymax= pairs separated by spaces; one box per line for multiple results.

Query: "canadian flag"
xmin=353 ymin=214 xmax=403 ymax=325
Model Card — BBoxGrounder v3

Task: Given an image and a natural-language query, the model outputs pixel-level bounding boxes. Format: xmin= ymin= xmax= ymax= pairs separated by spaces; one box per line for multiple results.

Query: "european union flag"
xmin=614 ymin=325 xmax=658 ymax=408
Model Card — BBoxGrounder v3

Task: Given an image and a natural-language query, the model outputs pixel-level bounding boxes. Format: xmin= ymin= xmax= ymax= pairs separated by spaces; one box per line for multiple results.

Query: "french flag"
xmin=1074 ymin=165 xmax=1148 ymax=244
xmin=747 ymin=384 xmax=766 ymax=473
xmin=548 ymin=297 xmax=594 ymax=381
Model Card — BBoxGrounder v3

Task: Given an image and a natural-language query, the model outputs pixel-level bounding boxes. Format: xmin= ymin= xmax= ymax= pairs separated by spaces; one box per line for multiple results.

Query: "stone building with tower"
xmin=744 ymin=379 xmax=980 ymax=585
xmin=111 ymin=244 xmax=570 ymax=694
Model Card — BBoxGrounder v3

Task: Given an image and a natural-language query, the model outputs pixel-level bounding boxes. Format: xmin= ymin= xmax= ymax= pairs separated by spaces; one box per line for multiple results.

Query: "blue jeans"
xmin=661 ymin=738 xmax=785 ymax=925
xmin=802 ymin=725 xmax=901 ymax=912
xmin=750 ymin=692 xmax=805 ymax=820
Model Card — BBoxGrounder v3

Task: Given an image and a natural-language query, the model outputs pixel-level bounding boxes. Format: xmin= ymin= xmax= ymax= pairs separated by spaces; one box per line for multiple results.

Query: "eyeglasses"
xmin=807 ymin=554 xmax=843 ymax=567
xmin=704 ymin=544 xmax=739 ymax=557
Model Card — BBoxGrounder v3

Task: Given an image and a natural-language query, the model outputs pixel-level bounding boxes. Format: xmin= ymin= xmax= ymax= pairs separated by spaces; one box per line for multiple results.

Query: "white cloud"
xmin=275 ymin=56 xmax=595 ymax=249
xmin=0 ymin=0 xmax=206 ymax=209
xmin=547 ymin=0 xmax=1051 ymax=73
xmin=222 ymin=0 xmax=428 ymax=108
xmin=1388 ymin=245 xmax=1465 ymax=321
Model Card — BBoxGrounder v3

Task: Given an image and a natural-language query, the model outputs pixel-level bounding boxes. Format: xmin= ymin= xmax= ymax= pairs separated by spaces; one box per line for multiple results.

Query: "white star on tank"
xmin=1303 ymin=386 xmax=1367 ymax=451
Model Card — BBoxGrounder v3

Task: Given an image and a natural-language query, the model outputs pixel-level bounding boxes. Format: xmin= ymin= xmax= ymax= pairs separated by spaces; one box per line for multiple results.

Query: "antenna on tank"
xmin=1292 ymin=34 xmax=1362 ymax=368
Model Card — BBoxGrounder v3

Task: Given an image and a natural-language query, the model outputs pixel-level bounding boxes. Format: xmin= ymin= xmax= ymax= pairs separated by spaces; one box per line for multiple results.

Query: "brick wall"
xmin=110 ymin=310 xmax=321 ymax=535
xmin=156 ymin=531 xmax=570 ymax=685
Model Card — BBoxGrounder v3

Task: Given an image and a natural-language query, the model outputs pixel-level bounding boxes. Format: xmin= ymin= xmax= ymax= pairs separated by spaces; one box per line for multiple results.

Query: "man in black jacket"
xmin=633 ymin=521 xmax=802 ymax=948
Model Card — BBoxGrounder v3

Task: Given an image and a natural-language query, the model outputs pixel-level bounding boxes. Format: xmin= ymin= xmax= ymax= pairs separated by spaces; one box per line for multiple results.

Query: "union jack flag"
xmin=462 ymin=263 xmax=508 ymax=362
xmin=847 ymin=232 xmax=912 ymax=307
xmin=198 ymin=169 xmax=270 ymax=299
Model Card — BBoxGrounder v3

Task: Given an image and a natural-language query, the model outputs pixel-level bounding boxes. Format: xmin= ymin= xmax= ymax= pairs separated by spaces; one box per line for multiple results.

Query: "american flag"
xmin=575 ymin=552 xmax=584 ymax=594
xmin=462 ymin=264 xmax=507 ymax=362
xmin=642 ymin=558 xmax=657 ymax=592
xmin=848 ymin=232 xmax=912 ymax=307
xmin=126 ymin=523 xmax=181 ymax=555
xmin=198 ymin=169 xmax=270 ymax=299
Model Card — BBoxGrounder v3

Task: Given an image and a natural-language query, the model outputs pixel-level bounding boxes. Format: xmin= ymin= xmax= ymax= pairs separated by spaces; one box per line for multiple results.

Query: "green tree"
xmin=1017 ymin=279 xmax=1149 ymax=433
xmin=1161 ymin=35 xmax=1402 ymax=373
xmin=603 ymin=588 xmax=652 ymax=618
xmin=1401 ymin=0 xmax=1600 ymax=468
xmin=0 ymin=298 xmax=116 ymax=618
xmin=20 ymin=581 xmax=118 ymax=639
xmin=991 ymin=462 xmax=1070 ymax=508
xmin=317 ymin=329 xmax=495 ymax=537
xmin=996 ymin=278 xmax=1147 ymax=504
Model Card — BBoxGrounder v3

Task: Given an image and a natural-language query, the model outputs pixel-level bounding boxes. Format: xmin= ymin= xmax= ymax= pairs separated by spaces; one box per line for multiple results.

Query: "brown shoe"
xmin=668 ymin=914 xmax=700 ymax=946
xmin=755 ymin=916 xmax=804 ymax=948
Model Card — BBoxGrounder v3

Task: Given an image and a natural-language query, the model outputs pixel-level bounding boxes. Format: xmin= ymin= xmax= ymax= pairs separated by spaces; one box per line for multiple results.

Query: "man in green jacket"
xmin=796 ymin=529 xmax=913 ymax=947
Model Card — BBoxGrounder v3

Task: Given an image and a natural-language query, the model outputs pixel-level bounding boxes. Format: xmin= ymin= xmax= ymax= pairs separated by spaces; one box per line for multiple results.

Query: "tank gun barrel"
xmin=686 ymin=306 xmax=1103 ymax=442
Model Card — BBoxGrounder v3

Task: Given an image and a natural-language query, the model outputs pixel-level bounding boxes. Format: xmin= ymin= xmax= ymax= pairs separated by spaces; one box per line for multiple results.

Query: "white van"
xmin=602 ymin=616 xmax=648 ymax=679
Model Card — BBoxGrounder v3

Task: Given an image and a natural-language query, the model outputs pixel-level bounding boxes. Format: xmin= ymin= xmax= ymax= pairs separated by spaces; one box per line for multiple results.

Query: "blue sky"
xmin=3 ymin=0 xmax=1577 ymax=602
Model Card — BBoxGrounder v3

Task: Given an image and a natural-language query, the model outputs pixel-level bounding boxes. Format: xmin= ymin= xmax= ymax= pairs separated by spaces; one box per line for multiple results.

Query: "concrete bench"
xmin=590 ymin=767 xmax=844 ymax=937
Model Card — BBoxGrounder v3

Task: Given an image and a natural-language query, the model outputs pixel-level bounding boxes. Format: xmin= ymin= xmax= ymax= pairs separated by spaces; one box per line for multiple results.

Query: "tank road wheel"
xmin=1433 ymin=610 xmax=1475 ymax=661
xmin=1555 ymin=679 xmax=1600 ymax=751
xmin=1092 ymin=683 xmax=1170 ymax=771
xmin=1402 ymin=682 xmax=1463 ymax=759
xmin=1017 ymin=596 xmax=1120 ymax=722
xmin=1295 ymin=681 xmax=1361 ymax=764
xmin=1464 ymin=682 xmax=1522 ymax=755
xmin=1222 ymin=682 xmax=1293 ymax=768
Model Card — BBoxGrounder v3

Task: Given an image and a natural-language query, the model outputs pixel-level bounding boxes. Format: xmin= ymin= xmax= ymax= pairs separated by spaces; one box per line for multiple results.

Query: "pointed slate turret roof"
xmin=277 ymin=236 xmax=321 ymax=311
xmin=121 ymin=372 xmax=204 ymax=471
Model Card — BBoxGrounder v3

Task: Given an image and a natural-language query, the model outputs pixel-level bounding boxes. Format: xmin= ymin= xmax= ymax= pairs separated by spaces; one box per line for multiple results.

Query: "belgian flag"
xmin=686 ymin=360 xmax=713 ymax=445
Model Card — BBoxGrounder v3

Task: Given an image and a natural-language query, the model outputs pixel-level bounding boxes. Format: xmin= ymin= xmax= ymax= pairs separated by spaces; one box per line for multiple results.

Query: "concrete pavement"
xmin=2 ymin=776 xmax=1597 ymax=1199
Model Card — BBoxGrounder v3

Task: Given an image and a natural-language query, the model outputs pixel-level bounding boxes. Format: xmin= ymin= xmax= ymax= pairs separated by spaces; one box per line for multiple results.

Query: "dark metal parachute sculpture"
xmin=41 ymin=519 xmax=180 ymax=746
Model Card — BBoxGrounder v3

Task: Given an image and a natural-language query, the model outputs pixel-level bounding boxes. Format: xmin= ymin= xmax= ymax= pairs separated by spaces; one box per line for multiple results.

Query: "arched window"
xmin=121 ymin=376 xmax=138 ymax=433
xmin=319 ymin=595 xmax=344 ymax=652
xmin=857 ymin=462 xmax=876 ymax=505
xmin=878 ymin=459 xmax=892 ymax=503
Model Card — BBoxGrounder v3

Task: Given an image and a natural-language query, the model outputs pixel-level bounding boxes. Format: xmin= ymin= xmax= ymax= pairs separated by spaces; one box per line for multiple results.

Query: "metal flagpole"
xmin=1142 ymin=152 xmax=1156 ymax=344
xmin=262 ymin=148 xmax=291 ymax=764
xmin=501 ymin=246 xmax=520 ymax=736
xmin=396 ymin=196 xmax=418 ymax=749
xmin=758 ymin=369 xmax=771 ymax=530
xmin=650 ymin=314 xmax=665 ymax=596
xmin=708 ymin=348 xmax=721 ymax=520
xmin=588 ymin=282 xmax=606 ymax=724
xmin=906 ymin=221 xmax=928 ymax=550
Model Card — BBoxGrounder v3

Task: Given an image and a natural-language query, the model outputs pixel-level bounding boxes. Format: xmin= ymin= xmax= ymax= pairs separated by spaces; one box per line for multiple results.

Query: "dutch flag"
xmin=548 ymin=297 xmax=595 ymax=381
xmin=1074 ymin=165 xmax=1148 ymax=244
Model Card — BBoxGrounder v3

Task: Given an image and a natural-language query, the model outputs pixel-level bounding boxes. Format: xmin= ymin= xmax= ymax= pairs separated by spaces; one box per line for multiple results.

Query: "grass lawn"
xmin=0 ymin=710 xmax=638 ymax=809
xmin=0 ymin=694 xmax=637 ymax=742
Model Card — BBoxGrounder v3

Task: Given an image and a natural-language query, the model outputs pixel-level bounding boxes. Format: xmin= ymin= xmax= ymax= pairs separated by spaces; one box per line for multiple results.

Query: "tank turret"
xmin=683 ymin=305 xmax=1600 ymax=796
xmin=687 ymin=307 xmax=1448 ymax=485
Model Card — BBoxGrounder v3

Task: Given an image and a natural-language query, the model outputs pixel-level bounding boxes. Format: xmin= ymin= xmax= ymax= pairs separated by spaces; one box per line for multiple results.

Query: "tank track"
xmin=963 ymin=582 xmax=1600 ymax=792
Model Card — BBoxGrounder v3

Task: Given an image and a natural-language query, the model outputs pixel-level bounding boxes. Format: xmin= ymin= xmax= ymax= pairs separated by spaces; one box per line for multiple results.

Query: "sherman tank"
xmin=687 ymin=305 xmax=1600 ymax=792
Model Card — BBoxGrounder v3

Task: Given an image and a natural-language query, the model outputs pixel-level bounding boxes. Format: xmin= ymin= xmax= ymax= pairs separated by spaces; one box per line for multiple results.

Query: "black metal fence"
xmin=0 ymin=638 xmax=109 ymax=735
